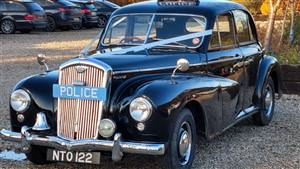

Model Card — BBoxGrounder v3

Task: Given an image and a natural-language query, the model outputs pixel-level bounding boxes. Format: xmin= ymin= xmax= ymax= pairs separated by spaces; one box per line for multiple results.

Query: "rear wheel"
xmin=26 ymin=145 xmax=51 ymax=165
xmin=97 ymin=15 xmax=107 ymax=28
xmin=253 ymin=77 xmax=275 ymax=126
xmin=0 ymin=19 xmax=15 ymax=34
xmin=46 ymin=16 xmax=56 ymax=32
xmin=164 ymin=108 xmax=196 ymax=169
xmin=72 ymin=22 xmax=82 ymax=30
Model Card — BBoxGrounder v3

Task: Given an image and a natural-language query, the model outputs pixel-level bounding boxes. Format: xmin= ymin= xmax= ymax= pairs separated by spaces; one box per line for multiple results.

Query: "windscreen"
xmin=102 ymin=14 xmax=206 ymax=48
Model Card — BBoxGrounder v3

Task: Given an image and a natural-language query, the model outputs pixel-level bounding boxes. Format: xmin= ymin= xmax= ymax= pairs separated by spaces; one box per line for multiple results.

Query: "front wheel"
xmin=26 ymin=145 xmax=51 ymax=164
xmin=164 ymin=108 xmax=197 ymax=169
xmin=253 ymin=77 xmax=275 ymax=126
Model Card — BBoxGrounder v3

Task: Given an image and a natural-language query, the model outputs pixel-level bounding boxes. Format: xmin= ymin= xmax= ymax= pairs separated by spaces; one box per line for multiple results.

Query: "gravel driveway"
xmin=0 ymin=29 xmax=299 ymax=169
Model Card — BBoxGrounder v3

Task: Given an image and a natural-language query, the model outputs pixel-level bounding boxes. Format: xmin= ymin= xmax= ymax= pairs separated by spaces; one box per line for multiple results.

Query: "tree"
xmin=277 ymin=1 xmax=289 ymax=50
xmin=264 ymin=0 xmax=282 ymax=52
xmin=289 ymin=0 xmax=298 ymax=46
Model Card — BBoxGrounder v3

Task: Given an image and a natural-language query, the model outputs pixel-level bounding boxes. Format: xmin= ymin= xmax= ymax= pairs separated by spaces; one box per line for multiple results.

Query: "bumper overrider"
xmin=0 ymin=126 xmax=166 ymax=161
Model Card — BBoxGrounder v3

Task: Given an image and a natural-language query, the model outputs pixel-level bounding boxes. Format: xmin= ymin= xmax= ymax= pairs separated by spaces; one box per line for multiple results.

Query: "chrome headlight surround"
xmin=129 ymin=97 xmax=153 ymax=122
xmin=10 ymin=89 xmax=31 ymax=113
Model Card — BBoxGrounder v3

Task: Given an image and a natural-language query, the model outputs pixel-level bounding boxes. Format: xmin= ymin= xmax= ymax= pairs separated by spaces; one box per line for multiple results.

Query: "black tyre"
xmin=72 ymin=22 xmax=82 ymax=30
xmin=164 ymin=108 xmax=197 ymax=169
xmin=46 ymin=16 xmax=56 ymax=32
xmin=0 ymin=19 xmax=15 ymax=34
xmin=253 ymin=77 xmax=275 ymax=126
xmin=97 ymin=15 xmax=107 ymax=28
xmin=20 ymin=29 xmax=31 ymax=34
xmin=26 ymin=145 xmax=50 ymax=165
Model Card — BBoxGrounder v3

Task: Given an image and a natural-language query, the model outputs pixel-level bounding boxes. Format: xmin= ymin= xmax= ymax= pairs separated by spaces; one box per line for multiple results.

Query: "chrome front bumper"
xmin=0 ymin=128 xmax=165 ymax=161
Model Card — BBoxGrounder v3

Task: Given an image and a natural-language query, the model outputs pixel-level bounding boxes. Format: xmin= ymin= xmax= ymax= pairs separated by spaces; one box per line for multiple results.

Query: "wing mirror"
xmin=37 ymin=54 xmax=49 ymax=73
xmin=171 ymin=58 xmax=190 ymax=83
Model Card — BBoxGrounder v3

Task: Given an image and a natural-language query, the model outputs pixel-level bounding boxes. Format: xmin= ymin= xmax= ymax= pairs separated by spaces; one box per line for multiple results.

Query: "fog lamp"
xmin=99 ymin=119 xmax=116 ymax=138
xmin=17 ymin=114 xmax=25 ymax=123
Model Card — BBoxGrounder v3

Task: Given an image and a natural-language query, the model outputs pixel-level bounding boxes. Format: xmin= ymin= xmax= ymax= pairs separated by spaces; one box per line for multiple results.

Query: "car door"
xmin=4 ymin=1 xmax=27 ymax=23
xmin=207 ymin=12 xmax=244 ymax=128
xmin=232 ymin=10 xmax=262 ymax=109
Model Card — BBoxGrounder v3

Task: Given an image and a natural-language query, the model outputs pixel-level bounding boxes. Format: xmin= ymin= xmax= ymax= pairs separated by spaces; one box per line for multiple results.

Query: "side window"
xmin=0 ymin=2 xmax=6 ymax=11
xmin=35 ymin=0 xmax=54 ymax=7
xmin=209 ymin=13 xmax=236 ymax=50
xmin=233 ymin=10 xmax=255 ymax=45
xmin=5 ymin=2 xmax=26 ymax=11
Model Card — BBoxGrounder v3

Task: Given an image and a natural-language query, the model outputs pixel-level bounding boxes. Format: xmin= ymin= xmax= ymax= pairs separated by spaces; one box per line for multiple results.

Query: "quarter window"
xmin=232 ymin=10 xmax=255 ymax=45
xmin=0 ymin=2 xmax=6 ymax=11
xmin=209 ymin=13 xmax=236 ymax=50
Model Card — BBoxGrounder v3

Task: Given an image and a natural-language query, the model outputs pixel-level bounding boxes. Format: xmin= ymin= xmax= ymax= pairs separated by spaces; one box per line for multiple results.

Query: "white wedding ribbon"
xmin=105 ymin=29 xmax=213 ymax=55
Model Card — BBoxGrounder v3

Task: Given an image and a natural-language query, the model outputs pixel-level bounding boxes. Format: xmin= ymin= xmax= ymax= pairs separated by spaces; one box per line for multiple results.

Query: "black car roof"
xmin=69 ymin=0 xmax=91 ymax=4
xmin=1 ymin=0 xmax=34 ymax=2
xmin=113 ymin=0 xmax=247 ymax=17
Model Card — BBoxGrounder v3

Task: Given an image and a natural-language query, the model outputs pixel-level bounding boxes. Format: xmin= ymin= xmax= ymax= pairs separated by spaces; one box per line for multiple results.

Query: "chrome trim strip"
xmin=0 ymin=129 xmax=165 ymax=156
xmin=112 ymin=56 xmax=243 ymax=75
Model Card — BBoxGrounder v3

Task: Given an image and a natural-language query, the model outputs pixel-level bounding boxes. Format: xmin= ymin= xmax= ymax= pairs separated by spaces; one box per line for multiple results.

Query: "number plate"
xmin=47 ymin=149 xmax=100 ymax=164
xmin=91 ymin=12 xmax=96 ymax=15
xmin=74 ymin=18 xmax=80 ymax=21
xmin=53 ymin=84 xmax=106 ymax=101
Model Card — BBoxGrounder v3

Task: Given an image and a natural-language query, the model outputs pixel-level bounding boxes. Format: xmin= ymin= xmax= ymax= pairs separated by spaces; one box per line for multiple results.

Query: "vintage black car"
xmin=0 ymin=0 xmax=283 ymax=168
xmin=0 ymin=0 xmax=47 ymax=34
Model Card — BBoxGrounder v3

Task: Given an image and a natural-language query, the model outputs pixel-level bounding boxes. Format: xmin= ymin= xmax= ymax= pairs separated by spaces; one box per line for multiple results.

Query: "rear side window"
xmin=57 ymin=0 xmax=76 ymax=7
xmin=209 ymin=13 xmax=236 ymax=50
xmin=34 ymin=0 xmax=55 ymax=7
xmin=85 ymin=3 xmax=96 ymax=10
xmin=5 ymin=1 xmax=26 ymax=11
xmin=0 ymin=2 xmax=6 ymax=11
xmin=24 ymin=2 xmax=43 ymax=11
xmin=232 ymin=10 xmax=255 ymax=45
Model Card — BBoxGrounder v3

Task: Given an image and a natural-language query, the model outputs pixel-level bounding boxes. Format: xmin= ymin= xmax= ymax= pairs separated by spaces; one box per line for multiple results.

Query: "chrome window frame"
xmin=100 ymin=13 xmax=208 ymax=49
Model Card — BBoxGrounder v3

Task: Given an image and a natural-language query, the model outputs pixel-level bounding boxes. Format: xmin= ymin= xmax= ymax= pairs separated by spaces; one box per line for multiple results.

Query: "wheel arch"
xmin=184 ymin=100 xmax=206 ymax=137
xmin=253 ymin=55 xmax=283 ymax=107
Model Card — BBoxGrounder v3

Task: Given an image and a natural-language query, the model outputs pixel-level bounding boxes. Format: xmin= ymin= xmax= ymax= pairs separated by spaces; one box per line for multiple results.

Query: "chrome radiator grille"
xmin=57 ymin=63 xmax=106 ymax=140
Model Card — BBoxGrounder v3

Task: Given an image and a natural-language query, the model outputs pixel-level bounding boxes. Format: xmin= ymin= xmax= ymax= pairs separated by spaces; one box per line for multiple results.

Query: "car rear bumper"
xmin=0 ymin=128 xmax=166 ymax=160
xmin=15 ymin=20 xmax=47 ymax=30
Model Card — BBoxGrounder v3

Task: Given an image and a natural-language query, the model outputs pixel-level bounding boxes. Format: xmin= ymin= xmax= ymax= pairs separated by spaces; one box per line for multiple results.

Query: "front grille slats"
xmin=57 ymin=64 xmax=106 ymax=140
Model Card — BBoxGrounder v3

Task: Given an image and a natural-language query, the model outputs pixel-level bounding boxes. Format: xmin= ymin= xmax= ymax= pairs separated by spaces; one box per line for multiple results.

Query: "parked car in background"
xmin=94 ymin=0 xmax=119 ymax=27
xmin=69 ymin=0 xmax=98 ymax=28
xmin=32 ymin=0 xmax=82 ymax=31
xmin=0 ymin=0 xmax=47 ymax=34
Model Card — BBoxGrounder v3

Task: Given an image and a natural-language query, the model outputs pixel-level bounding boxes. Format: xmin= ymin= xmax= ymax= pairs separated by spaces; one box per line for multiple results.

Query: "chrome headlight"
xmin=10 ymin=89 xmax=31 ymax=112
xmin=129 ymin=97 xmax=152 ymax=122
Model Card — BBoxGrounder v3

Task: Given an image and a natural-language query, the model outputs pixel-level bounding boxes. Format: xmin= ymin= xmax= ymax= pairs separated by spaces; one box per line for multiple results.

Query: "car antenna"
xmin=79 ymin=30 xmax=103 ymax=58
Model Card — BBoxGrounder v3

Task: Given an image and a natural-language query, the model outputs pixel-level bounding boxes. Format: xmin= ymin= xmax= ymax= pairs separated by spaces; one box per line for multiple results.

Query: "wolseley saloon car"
xmin=0 ymin=0 xmax=282 ymax=168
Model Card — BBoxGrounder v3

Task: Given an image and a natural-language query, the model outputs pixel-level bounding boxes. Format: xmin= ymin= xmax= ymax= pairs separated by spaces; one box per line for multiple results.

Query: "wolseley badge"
xmin=75 ymin=65 xmax=88 ymax=73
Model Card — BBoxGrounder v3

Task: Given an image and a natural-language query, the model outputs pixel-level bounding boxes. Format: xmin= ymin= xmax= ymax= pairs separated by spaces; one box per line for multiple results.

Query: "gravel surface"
xmin=0 ymin=29 xmax=299 ymax=169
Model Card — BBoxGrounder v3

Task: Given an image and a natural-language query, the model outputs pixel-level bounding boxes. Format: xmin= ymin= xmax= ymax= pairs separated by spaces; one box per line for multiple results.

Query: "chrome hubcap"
xmin=264 ymin=85 xmax=273 ymax=117
xmin=178 ymin=122 xmax=192 ymax=165
xmin=1 ymin=20 xmax=13 ymax=33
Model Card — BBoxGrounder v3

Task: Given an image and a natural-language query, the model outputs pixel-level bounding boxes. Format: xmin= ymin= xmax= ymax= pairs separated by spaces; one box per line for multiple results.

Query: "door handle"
xmin=235 ymin=54 xmax=241 ymax=57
